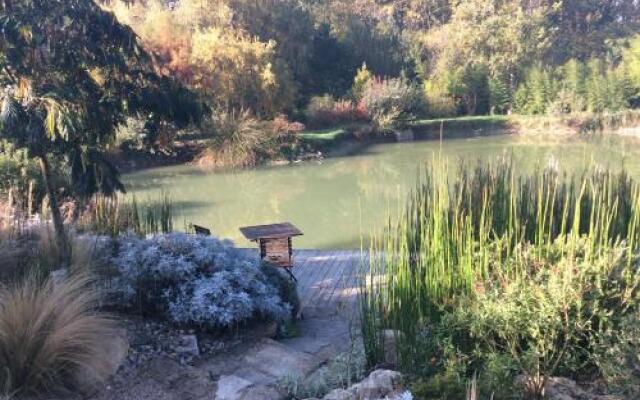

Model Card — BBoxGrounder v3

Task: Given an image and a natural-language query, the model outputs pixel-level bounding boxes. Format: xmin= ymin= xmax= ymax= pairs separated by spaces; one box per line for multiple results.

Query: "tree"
xmin=621 ymin=34 xmax=640 ymax=106
xmin=544 ymin=0 xmax=640 ymax=63
xmin=352 ymin=62 xmax=373 ymax=101
xmin=108 ymin=0 xmax=297 ymax=116
xmin=0 ymin=0 xmax=201 ymax=267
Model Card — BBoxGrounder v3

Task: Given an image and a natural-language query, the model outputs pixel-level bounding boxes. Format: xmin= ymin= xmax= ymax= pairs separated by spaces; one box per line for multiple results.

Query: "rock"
xmin=216 ymin=375 xmax=253 ymax=400
xmin=539 ymin=377 xmax=622 ymax=400
xmin=175 ymin=334 xmax=200 ymax=357
xmin=244 ymin=339 xmax=316 ymax=378
xmin=351 ymin=369 xmax=402 ymax=400
xmin=238 ymin=384 xmax=282 ymax=400
xmin=323 ymin=388 xmax=355 ymax=400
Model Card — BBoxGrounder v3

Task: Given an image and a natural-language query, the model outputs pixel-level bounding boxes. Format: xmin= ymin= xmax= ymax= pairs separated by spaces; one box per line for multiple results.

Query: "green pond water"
xmin=125 ymin=135 xmax=640 ymax=249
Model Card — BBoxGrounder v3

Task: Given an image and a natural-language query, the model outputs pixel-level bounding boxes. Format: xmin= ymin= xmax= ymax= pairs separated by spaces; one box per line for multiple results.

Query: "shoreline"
xmin=112 ymin=111 xmax=640 ymax=175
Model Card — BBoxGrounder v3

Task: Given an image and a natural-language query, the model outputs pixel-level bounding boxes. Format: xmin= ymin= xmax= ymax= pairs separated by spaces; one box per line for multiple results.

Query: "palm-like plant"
xmin=0 ymin=0 xmax=203 ymax=266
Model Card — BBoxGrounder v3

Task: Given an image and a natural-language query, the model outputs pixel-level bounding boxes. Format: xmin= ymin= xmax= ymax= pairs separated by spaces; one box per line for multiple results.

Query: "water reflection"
xmin=125 ymin=135 xmax=640 ymax=249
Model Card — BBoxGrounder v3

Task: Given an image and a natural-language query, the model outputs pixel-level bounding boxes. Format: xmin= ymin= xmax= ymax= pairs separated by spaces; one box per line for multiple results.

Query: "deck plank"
xmin=312 ymin=250 xmax=345 ymax=307
xmin=301 ymin=250 xmax=341 ymax=313
xmin=240 ymin=248 xmax=372 ymax=319
xmin=319 ymin=250 xmax=355 ymax=306
xmin=295 ymin=250 xmax=325 ymax=291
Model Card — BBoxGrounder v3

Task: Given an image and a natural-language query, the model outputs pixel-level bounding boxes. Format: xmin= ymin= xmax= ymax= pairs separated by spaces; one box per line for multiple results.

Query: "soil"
xmin=78 ymin=314 xmax=355 ymax=400
xmin=107 ymin=142 xmax=205 ymax=174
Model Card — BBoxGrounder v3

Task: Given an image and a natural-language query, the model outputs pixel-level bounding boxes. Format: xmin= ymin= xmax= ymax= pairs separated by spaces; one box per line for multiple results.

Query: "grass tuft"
xmin=0 ymin=274 xmax=117 ymax=397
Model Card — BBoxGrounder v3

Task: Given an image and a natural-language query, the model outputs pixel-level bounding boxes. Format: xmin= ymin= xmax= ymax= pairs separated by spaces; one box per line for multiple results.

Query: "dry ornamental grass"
xmin=0 ymin=274 xmax=116 ymax=398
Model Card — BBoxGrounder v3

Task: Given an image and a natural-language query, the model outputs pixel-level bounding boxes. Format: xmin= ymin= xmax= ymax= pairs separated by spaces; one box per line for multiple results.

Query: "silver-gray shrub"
xmin=108 ymin=232 xmax=292 ymax=329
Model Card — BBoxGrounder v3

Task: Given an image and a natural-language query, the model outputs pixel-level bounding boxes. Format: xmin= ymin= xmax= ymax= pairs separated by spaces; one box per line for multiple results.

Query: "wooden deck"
xmin=291 ymin=249 xmax=366 ymax=318
xmin=239 ymin=248 xmax=368 ymax=318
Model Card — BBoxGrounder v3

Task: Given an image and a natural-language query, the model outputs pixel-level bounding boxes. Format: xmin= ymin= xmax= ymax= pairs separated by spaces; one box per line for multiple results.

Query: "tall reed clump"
xmin=79 ymin=192 xmax=174 ymax=237
xmin=0 ymin=274 xmax=116 ymax=397
xmin=360 ymin=156 xmax=640 ymax=398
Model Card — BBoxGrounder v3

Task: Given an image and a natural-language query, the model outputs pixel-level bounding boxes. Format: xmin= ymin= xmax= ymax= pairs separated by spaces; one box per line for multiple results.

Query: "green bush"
xmin=424 ymin=62 xmax=491 ymax=117
xmin=445 ymin=239 xmax=640 ymax=397
xmin=591 ymin=310 xmax=640 ymax=397
xmin=361 ymin=77 xmax=423 ymax=133
xmin=360 ymin=159 xmax=640 ymax=399
xmin=262 ymin=265 xmax=301 ymax=319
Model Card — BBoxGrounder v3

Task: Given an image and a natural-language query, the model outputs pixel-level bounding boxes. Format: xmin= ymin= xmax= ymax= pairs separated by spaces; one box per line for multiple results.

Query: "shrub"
xmin=361 ymin=77 xmax=423 ymax=133
xmin=108 ymin=232 xmax=294 ymax=329
xmin=0 ymin=274 xmax=116 ymax=397
xmin=423 ymin=93 xmax=458 ymax=119
xmin=0 ymin=141 xmax=69 ymax=218
xmin=360 ymin=159 xmax=640 ymax=399
xmin=592 ymin=310 xmax=640 ymax=397
xmin=304 ymin=95 xmax=366 ymax=129
xmin=351 ymin=63 xmax=373 ymax=101
xmin=444 ymin=239 xmax=640 ymax=397
xmin=197 ymin=109 xmax=264 ymax=168
xmin=197 ymin=110 xmax=300 ymax=168
xmin=278 ymin=340 xmax=366 ymax=399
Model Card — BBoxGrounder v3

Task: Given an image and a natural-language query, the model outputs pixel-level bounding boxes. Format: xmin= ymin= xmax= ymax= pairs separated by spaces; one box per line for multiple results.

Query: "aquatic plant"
xmin=360 ymin=156 xmax=640 ymax=398
xmin=78 ymin=192 xmax=173 ymax=237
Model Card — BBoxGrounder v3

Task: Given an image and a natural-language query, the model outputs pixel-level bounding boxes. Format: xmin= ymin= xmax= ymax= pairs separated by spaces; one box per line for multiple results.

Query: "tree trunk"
xmin=39 ymin=155 xmax=70 ymax=268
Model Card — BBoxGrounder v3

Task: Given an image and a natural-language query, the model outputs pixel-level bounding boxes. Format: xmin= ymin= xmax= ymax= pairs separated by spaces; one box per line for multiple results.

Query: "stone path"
xmin=95 ymin=250 xmax=367 ymax=400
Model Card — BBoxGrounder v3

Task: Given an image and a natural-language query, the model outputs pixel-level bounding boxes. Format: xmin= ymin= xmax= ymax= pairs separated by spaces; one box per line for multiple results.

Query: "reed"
xmin=79 ymin=192 xmax=173 ymax=236
xmin=360 ymin=156 xmax=640 ymax=375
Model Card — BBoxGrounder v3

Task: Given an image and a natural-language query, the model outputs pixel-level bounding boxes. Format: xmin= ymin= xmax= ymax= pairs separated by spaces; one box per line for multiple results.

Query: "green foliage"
xmin=488 ymin=78 xmax=510 ymax=115
xmin=78 ymin=193 xmax=174 ymax=237
xmin=411 ymin=373 xmax=467 ymax=400
xmin=591 ymin=310 xmax=640 ymax=397
xmin=515 ymin=58 xmax=635 ymax=115
xmin=277 ymin=338 xmax=366 ymax=399
xmin=424 ymin=62 xmax=491 ymax=116
xmin=352 ymin=63 xmax=373 ymax=101
xmin=621 ymin=34 xmax=640 ymax=104
xmin=0 ymin=143 xmax=49 ymax=214
xmin=446 ymin=242 xmax=640 ymax=396
xmin=196 ymin=110 xmax=300 ymax=168
xmin=360 ymin=158 xmax=640 ymax=398
xmin=361 ymin=77 xmax=423 ymax=132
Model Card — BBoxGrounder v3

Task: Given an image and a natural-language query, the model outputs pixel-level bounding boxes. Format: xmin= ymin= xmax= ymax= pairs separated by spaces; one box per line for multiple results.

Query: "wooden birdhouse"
xmin=240 ymin=222 xmax=303 ymax=281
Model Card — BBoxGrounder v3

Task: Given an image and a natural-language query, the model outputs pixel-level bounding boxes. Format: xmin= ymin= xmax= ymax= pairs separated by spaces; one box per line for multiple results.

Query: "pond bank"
xmin=111 ymin=110 xmax=640 ymax=175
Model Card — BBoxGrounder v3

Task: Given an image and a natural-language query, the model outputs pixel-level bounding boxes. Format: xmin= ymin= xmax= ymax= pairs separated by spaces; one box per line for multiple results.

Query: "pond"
xmin=125 ymin=134 xmax=640 ymax=249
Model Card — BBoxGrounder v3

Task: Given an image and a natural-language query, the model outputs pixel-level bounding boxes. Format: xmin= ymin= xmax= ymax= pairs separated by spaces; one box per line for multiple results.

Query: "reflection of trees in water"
xmin=124 ymin=137 xmax=640 ymax=248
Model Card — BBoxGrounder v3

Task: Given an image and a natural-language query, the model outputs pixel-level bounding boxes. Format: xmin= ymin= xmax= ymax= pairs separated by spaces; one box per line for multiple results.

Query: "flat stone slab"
xmin=280 ymin=317 xmax=352 ymax=362
xmin=216 ymin=375 xmax=253 ymax=400
xmin=243 ymin=338 xmax=317 ymax=378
